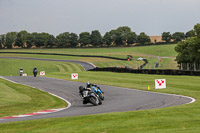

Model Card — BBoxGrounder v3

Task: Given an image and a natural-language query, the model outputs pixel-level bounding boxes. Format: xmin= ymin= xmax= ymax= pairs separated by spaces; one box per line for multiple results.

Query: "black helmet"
xmin=79 ymin=86 xmax=84 ymax=92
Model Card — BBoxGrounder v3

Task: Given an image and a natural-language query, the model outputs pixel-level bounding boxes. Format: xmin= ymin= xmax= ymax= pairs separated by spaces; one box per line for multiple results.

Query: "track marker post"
xmin=148 ymin=85 xmax=150 ymax=91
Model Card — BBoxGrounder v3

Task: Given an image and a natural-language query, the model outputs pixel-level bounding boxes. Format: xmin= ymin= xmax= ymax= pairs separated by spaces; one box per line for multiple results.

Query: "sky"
xmin=0 ymin=0 xmax=200 ymax=36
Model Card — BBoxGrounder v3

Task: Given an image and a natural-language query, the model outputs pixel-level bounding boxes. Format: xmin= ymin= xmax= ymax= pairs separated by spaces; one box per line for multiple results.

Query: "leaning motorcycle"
xmin=79 ymin=86 xmax=102 ymax=106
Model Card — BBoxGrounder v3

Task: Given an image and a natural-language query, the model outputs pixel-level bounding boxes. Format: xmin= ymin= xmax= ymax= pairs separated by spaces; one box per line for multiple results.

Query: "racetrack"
xmin=0 ymin=76 xmax=194 ymax=123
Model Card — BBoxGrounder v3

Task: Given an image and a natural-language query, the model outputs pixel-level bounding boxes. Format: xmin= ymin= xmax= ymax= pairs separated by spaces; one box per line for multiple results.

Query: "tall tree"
xmin=79 ymin=32 xmax=91 ymax=47
xmin=137 ymin=32 xmax=150 ymax=45
xmin=185 ymin=30 xmax=195 ymax=38
xmin=0 ymin=34 xmax=6 ymax=48
xmin=108 ymin=30 xmax=123 ymax=46
xmin=26 ymin=33 xmax=33 ymax=48
xmin=5 ymin=32 xmax=17 ymax=48
xmin=47 ymin=35 xmax=56 ymax=48
xmin=32 ymin=32 xmax=50 ymax=47
xmin=91 ymin=30 xmax=102 ymax=47
xmin=103 ymin=32 xmax=112 ymax=46
xmin=116 ymin=26 xmax=132 ymax=45
xmin=70 ymin=33 xmax=78 ymax=47
xmin=56 ymin=32 xmax=71 ymax=47
xmin=15 ymin=30 xmax=28 ymax=48
xmin=172 ymin=32 xmax=185 ymax=42
xmin=109 ymin=30 xmax=118 ymax=45
xmin=175 ymin=23 xmax=200 ymax=64
xmin=127 ymin=32 xmax=137 ymax=45
xmin=162 ymin=32 xmax=172 ymax=43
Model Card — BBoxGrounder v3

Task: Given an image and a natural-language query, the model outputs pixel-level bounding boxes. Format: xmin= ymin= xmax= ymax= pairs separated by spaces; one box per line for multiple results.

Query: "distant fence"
xmin=179 ymin=63 xmax=200 ymax=71
xmin=89 ymin=67 xmax=200 ymax=76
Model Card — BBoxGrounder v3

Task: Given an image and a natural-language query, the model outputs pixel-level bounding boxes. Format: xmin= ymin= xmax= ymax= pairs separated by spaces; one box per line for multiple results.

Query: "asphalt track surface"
xmin=0 ymin=57 xmax=95 ymax=70
xmin=0 ymin=76 xmax=194 ymax=123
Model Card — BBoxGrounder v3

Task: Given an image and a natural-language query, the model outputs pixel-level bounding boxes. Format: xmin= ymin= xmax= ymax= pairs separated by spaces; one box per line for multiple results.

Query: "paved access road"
xmin=0 ymin=76 xmax=193 ymax=123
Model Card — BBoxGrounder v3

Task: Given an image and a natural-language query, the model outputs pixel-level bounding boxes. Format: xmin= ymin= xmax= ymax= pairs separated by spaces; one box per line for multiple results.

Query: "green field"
xmin=0 ymin=44 xmax=177 ymax=57
xmin=0 ymin=78 xmax=66 ymax=117
xmin=0 ymin=44 xmax=178 ymax=69
xmin=1 ymin=44 xmax=200 ymax=133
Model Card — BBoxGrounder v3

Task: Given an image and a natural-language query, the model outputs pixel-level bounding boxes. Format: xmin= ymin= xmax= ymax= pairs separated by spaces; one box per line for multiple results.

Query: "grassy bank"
xmin=0 ymin=78 xmax=66 ymax=117
xmin=0 ymin=44 xmax=177 ymax=57
xmin=0 ymin=58 xmax=84 ymax=76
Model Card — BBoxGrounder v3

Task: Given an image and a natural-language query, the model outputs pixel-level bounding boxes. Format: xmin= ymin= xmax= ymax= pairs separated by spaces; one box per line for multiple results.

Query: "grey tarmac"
xmin=0 ymin=76 xmax=193 ymax=123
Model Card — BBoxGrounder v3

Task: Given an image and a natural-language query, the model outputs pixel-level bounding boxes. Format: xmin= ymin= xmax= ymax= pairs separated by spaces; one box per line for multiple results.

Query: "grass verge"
xmin=0 ymin=78 xmax=66 ymax=117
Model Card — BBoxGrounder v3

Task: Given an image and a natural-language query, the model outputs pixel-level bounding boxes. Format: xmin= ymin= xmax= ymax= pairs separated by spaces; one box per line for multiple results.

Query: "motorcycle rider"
xmin=79 ymin=85 xmax=102 ymax=105
xmin=19 ymin=67 xmax=23 ymax=76
xmin=79 ymin=86 xmax=91 ymax=104
xmin=86 ymin=81 xmax=104 ymax=93
xmin=33 ymin=66 xmax=38 ymax=77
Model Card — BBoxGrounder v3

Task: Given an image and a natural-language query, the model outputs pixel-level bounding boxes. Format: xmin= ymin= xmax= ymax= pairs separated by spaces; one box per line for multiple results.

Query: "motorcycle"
xmin=92 ymin=86 xmax=104 ymax=100
xmin=79 ymin=86 xmax=102 ymax=106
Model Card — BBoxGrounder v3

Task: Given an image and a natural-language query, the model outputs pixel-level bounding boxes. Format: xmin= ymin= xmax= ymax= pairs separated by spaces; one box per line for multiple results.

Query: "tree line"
xmin=175 ymin=23 xmax=200 ymax=70
xmin=0 ymin=26 xmax=192 ymax=49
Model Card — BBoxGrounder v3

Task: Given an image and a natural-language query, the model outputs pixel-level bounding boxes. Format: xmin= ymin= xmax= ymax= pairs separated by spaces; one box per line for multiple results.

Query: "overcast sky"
xmin=0 ymin=0 xmax=200 ymax=36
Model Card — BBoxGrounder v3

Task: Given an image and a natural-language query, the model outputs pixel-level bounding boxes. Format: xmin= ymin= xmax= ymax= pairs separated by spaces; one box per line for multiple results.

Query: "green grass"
xmin=0 ymin=44 xmax=178 ymax=69
xmin=1 ymin=44 xmax=200 ymax=132
xmin=0 ymin=44 xmax=177 ymax=57
xmin=0 ymin=78 xmax=66 ymax=117
xmin=0 ymin=72 xmax=200 ymax=132
xmin=0 ymin=58 xmax=85 ymax=76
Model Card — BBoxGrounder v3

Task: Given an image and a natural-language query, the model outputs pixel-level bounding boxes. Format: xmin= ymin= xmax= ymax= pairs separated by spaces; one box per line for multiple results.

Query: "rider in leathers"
xmin=86 ymin=81 xmax=104 ymax=93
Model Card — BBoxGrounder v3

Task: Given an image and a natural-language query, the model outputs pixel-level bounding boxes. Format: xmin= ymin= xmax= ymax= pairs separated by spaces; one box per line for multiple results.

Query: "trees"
xmin=26 ymin=33 xmax=33 ymax=48
xmin=56 ymin=32 xmax=78 ymax=48
xmin=15 ymin=30 xmax=28 ymax=48
xmin=0 ymin=34 xmax=6 ymax=48
xmin=185 ymin=30 xmax=195 ymax=38
xmin=103 ymin=32 xmax=112 ymax=46
xmin=47 ymin=35 xmax=56 ymax=48
xmin=175 ymin=23 xmax=200 ymax=68
xmin=32 ymin=32 xmax=50 ymax=47
xmin=70 ymin=33 xmax=78 ymax=47
xmin=116 ymin=26 xmax=132 ymax=45
xmin=172 ymin=32 xmax=185 ymax=42
xmin=79 ymin=32 xmax=91 ymax=47
xmin=5 ymin=32 xmax=17 ymax=48
xmin=127 ymin=32 xmax=137 ymax=45
xmin=137 ymin=32 xmax=150 ymax=45
xmin=102 ymin=26 xmax=137 ymax=46
xmin=162 ymin=32 xmax=172 ymax=43
xmin=91 ymin=30 xmax=102 ymax=47
xmin=56 ymin=32 xmax=71 ymax=47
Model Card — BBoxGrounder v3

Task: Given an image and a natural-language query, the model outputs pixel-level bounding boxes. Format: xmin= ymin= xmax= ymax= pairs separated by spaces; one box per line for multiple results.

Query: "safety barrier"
xmin=0 ymin=52 xmax=127 ymax=61
xmin=89 ymin=67 xmax=200 ymax=76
